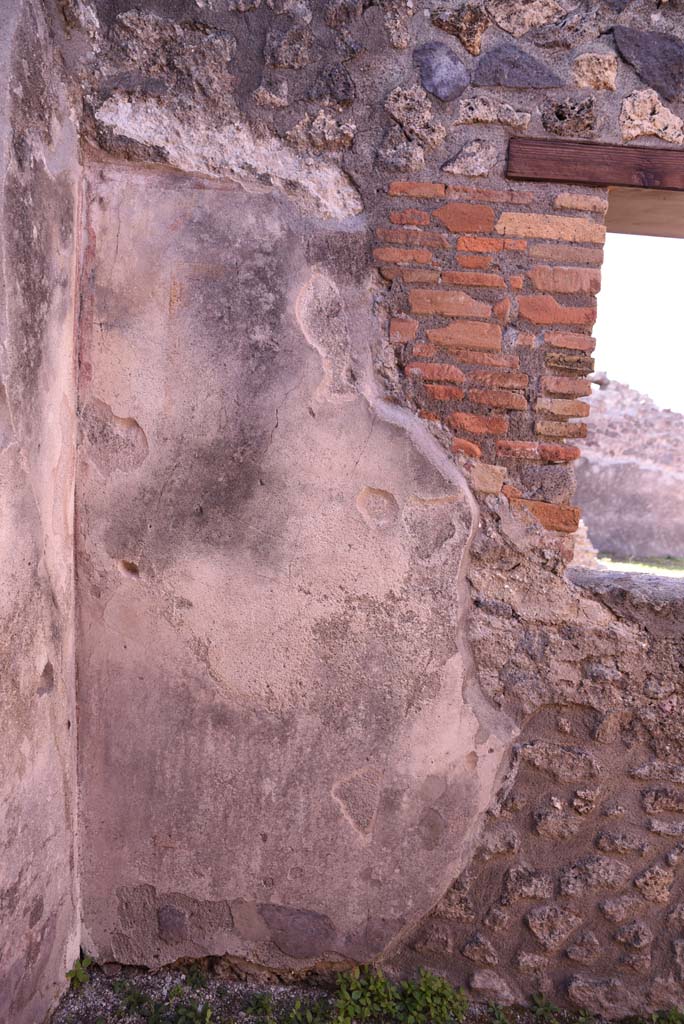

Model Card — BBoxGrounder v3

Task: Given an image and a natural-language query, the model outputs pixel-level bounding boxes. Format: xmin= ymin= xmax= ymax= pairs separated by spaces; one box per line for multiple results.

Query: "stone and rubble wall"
xmin=3 ymin=0 xmax=684 ymax=1019
xmin=0 ymin=1 xmax=81 ymax=1021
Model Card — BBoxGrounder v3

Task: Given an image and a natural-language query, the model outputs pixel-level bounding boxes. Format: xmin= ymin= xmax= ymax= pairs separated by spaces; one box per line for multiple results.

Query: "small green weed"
xmin=396 ymin=970 xmax=468 ymax=1024
xmin=173 ymin=1000 xmax=214 ymax=1024
xmin=248 ymin=993 xmax=277 ymax=1024
xmin=186 ymin=964 xmax=208 ymax=990
xmin=288 ymin=998 xmax=330 ymax=1024
xmin=530 ymin=993 xmax=560 ymax=1024
xmin=66 ymin=954 xmax=93 ymax=991
xmin=336 ymin=966 xmax=398 ymax=1024
xmin=487 ymin=1003 xmax=509 ymax=1024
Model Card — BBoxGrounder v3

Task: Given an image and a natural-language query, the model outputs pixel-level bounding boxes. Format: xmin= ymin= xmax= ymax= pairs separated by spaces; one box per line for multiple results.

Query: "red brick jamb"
xmin=376 ymin=180 xmax=609 ymax=535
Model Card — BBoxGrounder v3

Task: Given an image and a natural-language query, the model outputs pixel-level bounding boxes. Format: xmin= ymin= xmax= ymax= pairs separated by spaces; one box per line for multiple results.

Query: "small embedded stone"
xmin=414 ymin=42 xmax=469 ymax=103
xmin=287 ymin=110 xmax=356 ymax=152
xmin=634 ymin=863 xmax=674 ymax=903
xmin=613 ymin=26 xmax=684 ymax=103
xmin=501 ymin=864 xmax=553 ymax=904
xmin=310 ymin=63 xmax=355 ymax=106
xmin=462 ymin=932 xmax=499 ymax=965
xmin=596 ymin=830 xmax=648 ymax=855
xmin=431 ymin=5 xmax=490 ymax=56
xmin=566 ymin=930 xmax=600 ymax=963
xmin=442 ymin=140 xmax=498 ymax=177
xmin=600 ymin=894 xmax=643 ymax=923
xmin=573 ymin=53 xmax=617 ymax=91
xmin=559 ymin=855 xmax=631 ymax=896
xmin=526 ymin=904 xmax=582 ymax=949
xmin=535 ymin=804 xmax=582 ymax=839
xmin=615 ymin=922 xmax=653 ymax=950
xmin=469 ymin=970 xmax=516 ymax=1005
xmin=253 ymin=81 xmax=289 ymax=108
xmin=541 ymin=96 xmax=595 ymax=138
xmin=620 ymin=89 xmax=684 ymax=145
xmin=455 ymin=95 xmax=531 ymax=130
xmin=385 ymin=85 xmax=446 ymax=149
xmin=264 ymin=20 xmax=313 ymax=68
xmin=485 ymin=0 xmax=564 ymax=37
xmin=377 ymin=126 xmax=425 ymax=174
xmin=643 ymin=787 xmax=684 ymax=814
xmin=518 ymin=740 xmax=598 ymax=782
xmin=473 ymin=43 xmax=563 ymax=88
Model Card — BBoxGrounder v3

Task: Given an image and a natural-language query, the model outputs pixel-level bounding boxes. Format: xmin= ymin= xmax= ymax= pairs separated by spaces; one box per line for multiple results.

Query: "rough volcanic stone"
xmin=469 ymin=970 xmax=516 ymax=1005
xmin=573 ymin=52 xmax=617 ymax=90
xmin=286 ymin=110 xmax=356 ymax=152
xmin=615 ymin=922 xmax=653 ymax=950
xmin=535 ymin=803 xmax=582 ymax=839
xmin=526 ymin=904 xmax=582 ymax=949
xmin=620 ymin=85 xmax=684 ymax=141
xmin=413 ymin=42 xmax=469 ymax=102
xmin=473 ymin=43 xmax=563 ymax=87
xmin=385 ymin=85 xmax=446 ymax=148
xmin=310 ymin=63 xmax=355 ymax=106
xmin=501 ymin=865 xmax=553 ymax=904
xmin=566 ymin=930 xmax=601 ymax=963
xmin=613 ymin=26 xmax=684 ymax=103
xmin=600 ymin=895 xmax=643 ymax=923
xmin=530 ymin=8 xmax=600 ymax=50
xmin=265 ymin=19 xmax=313 ymax=68
xmin=559 ymin=856 xmax=631 ymax=895
xmin=442 ymin=139 xmax=498 ymax=177
xmin=455 ymin=95 xmax=531 ymax=130
xmin=462 ymin=932 xmax=499 ymax=965
xmin=634 ymin=864 xmax=675 ymax=903
xmin=541 ymin=96 xmax=595 ymax=137
xmin=431 ymin=5 xmax=491 ymax=56
xmin=376 ymin=125 xmax=425 ymax=173
xmin=485 ymin=0 xmax=564 ymax=37
xmin=518 ymin=740 xmax=598 ymax=781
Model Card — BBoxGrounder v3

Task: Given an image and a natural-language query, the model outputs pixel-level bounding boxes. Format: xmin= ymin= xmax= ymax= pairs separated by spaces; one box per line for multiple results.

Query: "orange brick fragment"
xmin=496 ymin=440 xmax=580 ymax=463
xmin=405 ymin=362 xmax=465 ymax=384
xmin=389 ymin=317 xmax=418 ymax=344
xmin=545 ymin=332 xmax=596 ymax=353
xmin=452 ymin=437 xmax=482 ymax=458
xmin=537 ymin=396 xmax=590 ymax=418
xmin=457 ymin=236 xmax=504 ymax=253
xmin=542 ymin=375 xmax=592 ymax=397
xmin=413 ymin=343 xmax=439 ymax=358
xmin=510 ymin=275 xmax=524 ymax=289
xmin=511 ymin=498 xmax=581 ymax=533
xmin=390 ymin=208 xmax=431 ymax=226
xmin=376 ymin=226 xmax=450 ymax=248
xmin=470 ymin=370 xmax=528 ymax=389
xmin=389 ymin=181 xmax=445 ymax=198
xmin=379 ymin=267 xmax=440 ymax=284
xmin=496 ymin=212 xmax=605 ymax=244
xmin=530 ymin=242 xmax=604 ymax=267
xmin=410 ymin=289 xmax=491 ymax=318
xmin=458 ymin=254 xmax=493 ymax=269
xmin=442 ymin=271 xmax=505 ymax=288
xmin=536 ymin=420 xmax=588 ymax=438
xmin=528 ymin=265 xmax=601 ymax=294
xmin=553 ymin=192 xmax=609 ymax=214
xmin=425 ymin=383 xmax=466 ymax=401
xmin=449 ymin=411 xmax=508 ymax=436
xmin=373 ymin=246 xmax=434 ymax=266
xmin=518 ymin=295 xmax=596 ymax=327
xmin=427 ymin=321 xmax=501 ymax=351
xmin=433 ymin=202 xmax=495 ymax=234
xmin=447 ymin=349 xmax=518 ymax=368
xmin=470 ymin=388 xmax=527 ymax=411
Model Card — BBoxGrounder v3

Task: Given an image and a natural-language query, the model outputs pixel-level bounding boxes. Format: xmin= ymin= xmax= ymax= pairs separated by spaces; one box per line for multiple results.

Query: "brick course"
xmin=377 ymin=179 xmax=607 ymax=534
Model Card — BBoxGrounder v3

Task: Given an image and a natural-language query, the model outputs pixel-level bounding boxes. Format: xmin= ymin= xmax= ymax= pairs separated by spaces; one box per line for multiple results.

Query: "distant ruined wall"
xmin=0 ymin=0 xmax=80 ymax=1021
xmin=3 ymin=0 xmax=684 ymax=1019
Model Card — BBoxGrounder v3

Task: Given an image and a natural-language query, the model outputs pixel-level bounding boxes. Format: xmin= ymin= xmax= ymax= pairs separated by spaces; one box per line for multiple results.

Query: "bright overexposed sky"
xmin=593 ymin=233 xmax=684 ymax=414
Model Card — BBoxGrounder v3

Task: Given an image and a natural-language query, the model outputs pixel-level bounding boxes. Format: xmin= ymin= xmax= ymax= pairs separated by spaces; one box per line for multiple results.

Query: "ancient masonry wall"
xmin=375 ymin=179 xmax=607 ymax=534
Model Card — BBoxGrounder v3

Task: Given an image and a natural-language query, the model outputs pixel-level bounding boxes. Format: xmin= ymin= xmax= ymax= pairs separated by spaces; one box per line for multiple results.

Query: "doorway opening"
xmin=574 ymin=187 xmax=684 ymax=578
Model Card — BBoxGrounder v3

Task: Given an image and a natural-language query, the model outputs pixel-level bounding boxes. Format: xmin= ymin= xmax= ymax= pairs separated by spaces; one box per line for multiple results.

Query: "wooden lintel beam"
xmin=507 ymin=136 xmax=684 ymax=192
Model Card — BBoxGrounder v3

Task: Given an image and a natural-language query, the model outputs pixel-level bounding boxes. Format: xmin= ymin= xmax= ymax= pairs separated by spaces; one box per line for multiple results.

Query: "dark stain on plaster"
xmin=37 ymin=662 xmax=55 ymax=696
xmin=258 ymin=904 xmax=337 ymax=959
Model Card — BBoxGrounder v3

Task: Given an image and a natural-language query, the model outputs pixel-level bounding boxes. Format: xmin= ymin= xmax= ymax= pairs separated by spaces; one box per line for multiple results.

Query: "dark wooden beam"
xmin=507 ymin=137 xmax=684 ymax=191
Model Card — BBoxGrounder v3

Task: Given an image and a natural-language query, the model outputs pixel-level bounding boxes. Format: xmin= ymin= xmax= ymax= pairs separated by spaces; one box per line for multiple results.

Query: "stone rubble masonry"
xmin=376 ymin=179 xmax=607 ymax=534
